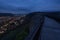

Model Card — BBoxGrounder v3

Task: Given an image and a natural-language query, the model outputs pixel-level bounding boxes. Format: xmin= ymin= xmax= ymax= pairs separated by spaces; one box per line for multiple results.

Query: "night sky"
xmin=0 ymin=0 xmax=60 ymax=14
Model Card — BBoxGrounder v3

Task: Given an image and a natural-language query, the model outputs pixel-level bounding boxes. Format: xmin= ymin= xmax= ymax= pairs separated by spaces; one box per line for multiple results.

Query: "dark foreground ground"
xmin=0 ymin=12 xmax=60 ymax=40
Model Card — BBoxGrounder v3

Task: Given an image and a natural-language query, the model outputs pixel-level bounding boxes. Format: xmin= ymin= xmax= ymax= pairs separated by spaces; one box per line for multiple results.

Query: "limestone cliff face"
xmin=25 ymin=12 xmax=60 ymax=40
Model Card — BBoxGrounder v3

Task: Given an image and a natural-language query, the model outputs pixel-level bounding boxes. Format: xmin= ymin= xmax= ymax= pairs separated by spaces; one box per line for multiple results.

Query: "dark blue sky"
xmin=0 ymin=0 xmax=60 ymax=14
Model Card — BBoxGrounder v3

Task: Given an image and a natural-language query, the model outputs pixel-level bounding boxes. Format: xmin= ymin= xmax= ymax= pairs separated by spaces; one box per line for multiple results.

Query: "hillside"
xmin=0 ymin=13 xmax=14 ymax=16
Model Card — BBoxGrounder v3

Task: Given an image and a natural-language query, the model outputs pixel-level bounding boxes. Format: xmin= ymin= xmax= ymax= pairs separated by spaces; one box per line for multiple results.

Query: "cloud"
xmin=0 ymin=0 xmax=60 ymax=14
